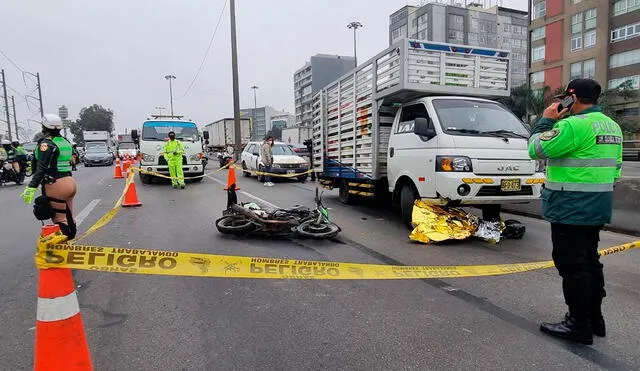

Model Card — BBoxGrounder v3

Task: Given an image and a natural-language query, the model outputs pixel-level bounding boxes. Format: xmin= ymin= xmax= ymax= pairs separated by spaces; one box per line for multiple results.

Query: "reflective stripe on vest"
xmin=545 ymin=181 xmax=614 ymax=192
xmin=52 ymin=137 xmax=72 ymax=173
xmin=547 ymin=158 xmax=617 ymax=167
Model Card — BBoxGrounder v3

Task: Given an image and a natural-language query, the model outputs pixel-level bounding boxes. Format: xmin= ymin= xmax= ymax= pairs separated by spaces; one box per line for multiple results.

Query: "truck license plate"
xmin=287 ymin=170 xmax=295 ymax=175
xmin=500 ymin=179 xmax=521 ymax=192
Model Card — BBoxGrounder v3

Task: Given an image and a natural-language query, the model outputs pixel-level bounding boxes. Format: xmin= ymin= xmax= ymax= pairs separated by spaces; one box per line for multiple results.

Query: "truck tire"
xmin=242 ymin=162 xmax=250 ymax=177
xmin=140 ymin=173 xmax=152 ymax=184
xmin=338 ymin=180 xmax=354 ymax=204
xmin=400 ymin=184 xmax=417 ymax=230
xmin=297 ymin=174 xmax=308 ymax=182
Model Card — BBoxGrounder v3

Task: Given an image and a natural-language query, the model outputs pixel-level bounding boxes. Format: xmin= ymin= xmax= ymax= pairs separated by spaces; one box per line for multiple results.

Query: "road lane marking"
xmin=75 ymin=199 xmax=101 ymax=226
xmin=97 ymin=177 xmax=106 ymax=185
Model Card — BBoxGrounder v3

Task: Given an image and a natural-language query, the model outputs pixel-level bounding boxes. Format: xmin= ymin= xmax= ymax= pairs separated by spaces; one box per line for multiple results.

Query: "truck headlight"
xmin=189 ymin=153 xmax=203 ymax=162
xmin=142 ymin=153 xmax=155 ymax=162
xmin=535 ymin=159 xmax=546 ymax=173
xmin=436 ymin=156 xmax=472 ymax=172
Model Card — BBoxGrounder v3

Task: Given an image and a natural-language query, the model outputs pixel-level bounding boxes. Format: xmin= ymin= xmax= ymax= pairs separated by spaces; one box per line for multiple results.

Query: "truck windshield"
xmin=432 ymin=99 xmax=529 ymax=138
xmin=142 ymin=121 xmax=199 ymax=141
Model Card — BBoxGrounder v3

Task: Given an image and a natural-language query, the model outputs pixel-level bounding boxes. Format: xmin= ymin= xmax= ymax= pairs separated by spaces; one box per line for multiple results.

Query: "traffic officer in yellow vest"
xmin=163 ymin=131 xmax=185 ymax=189
xmin=529 ymin=79 xmax=623 ymax=345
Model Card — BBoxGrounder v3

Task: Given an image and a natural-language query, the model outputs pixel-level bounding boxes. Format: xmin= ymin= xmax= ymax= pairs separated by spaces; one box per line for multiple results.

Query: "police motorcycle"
xmin=216 ymin=185 xmax=341 ymax=239
xmin=0 ymin=141 xmax=24 ymax=186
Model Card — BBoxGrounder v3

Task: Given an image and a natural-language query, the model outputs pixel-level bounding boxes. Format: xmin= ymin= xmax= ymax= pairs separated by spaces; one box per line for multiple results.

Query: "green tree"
xmin=70 ymin=104 xmax=114 ymax=144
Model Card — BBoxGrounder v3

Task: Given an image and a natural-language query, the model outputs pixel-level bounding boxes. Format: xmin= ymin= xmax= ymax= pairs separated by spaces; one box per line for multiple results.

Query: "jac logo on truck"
xmin=497 ymin=164 xmax=519 ymax=171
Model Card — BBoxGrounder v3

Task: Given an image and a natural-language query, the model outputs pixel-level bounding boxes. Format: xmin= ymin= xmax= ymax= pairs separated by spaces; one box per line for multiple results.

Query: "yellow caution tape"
xmin=35 ymin=239 xmax=640 ymax=279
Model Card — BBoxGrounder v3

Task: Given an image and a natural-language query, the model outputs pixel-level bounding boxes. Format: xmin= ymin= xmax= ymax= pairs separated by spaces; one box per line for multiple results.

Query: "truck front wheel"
xmin=400 ymin=185 xmax=417 ymax=230
xmin=140 ymin=173 xmax=153 ymax=184
xmin=339 ymin=180 xmax=354 ymax=204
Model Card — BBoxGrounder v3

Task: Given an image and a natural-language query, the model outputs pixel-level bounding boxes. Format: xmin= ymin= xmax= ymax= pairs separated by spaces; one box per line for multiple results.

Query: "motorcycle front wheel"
xmin=294 ymin=220 xmax=340 ymax=239
xmin=215 ymin=215 xmax=255 ymax=235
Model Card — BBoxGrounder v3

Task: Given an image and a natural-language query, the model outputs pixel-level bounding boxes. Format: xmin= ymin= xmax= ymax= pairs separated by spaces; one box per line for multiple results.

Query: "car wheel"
xmin=297 ymin=174 xmax=308 ymax=182
xmin=400 ymin=184 xmax=417 ymax=230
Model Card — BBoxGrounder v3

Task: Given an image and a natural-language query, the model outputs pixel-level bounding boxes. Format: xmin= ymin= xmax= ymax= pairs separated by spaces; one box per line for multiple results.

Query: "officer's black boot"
xmin=591 ymin=298 xmax=606 ymax=337
xmin=540 ymin=313 xmax=593 ymax=345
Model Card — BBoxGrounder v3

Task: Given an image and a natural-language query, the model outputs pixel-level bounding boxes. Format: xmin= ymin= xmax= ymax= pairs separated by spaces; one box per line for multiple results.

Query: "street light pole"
xmin=164 ymin=75 xmax=176 ymax=116
xmin=250 ymin=85 xmax=259 ymax=109
xmin=230 ymin=0 xmax=242 ymax=161
xmin=347 ymin=21 xmax=363 ymax=66
xmin=11 ymin=96 xmax=18 ymax=141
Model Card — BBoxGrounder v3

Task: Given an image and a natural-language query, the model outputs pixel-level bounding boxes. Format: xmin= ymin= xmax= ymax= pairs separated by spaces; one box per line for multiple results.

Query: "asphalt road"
xmin=622 ymin=161 xmax=640 ymax=178
xmin=2 ymin=165 xmax=639 ymax=370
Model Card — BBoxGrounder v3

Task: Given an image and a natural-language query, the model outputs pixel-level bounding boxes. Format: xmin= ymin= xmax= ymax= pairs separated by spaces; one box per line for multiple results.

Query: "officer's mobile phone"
xmin=557 ymin=96 xmax=575 ymax=112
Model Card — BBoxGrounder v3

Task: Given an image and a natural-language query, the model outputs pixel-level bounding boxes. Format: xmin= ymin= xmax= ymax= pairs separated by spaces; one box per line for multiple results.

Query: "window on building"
xmin=571 ymin=35 xmax=583 ymax=51
xmin=613 ymin=0 xmax=640 ymax=16
xmin=572 ymin=0 xmax=582 ymax=4
xmin=570 ymin=62 xmax=582 ymax=80
xmin=609 ymin=75 xmax=640 ymax=89
xmin=471 ymin=18 xmax=479 ymax=28
xmin=532 ymin=1 xmax=546 ymax=20
xmin=478 ymin=35 xmax=487 ymax=44
xmin=455 ymin=15 xmax=464 ymax=24
xmin=610 ymin=48 xmax=640 ymax=68
xmin=584 ymin=8 xmax=597 ymax=29
xmin=530 ymin=71 xmax=544 ymax=85
xmin=412 ymin=19 xmax=418 ymax=28
xmin=584 ymin=30 xmax=597 ymax=48
xmin=571 ymin=13 xmax=583 ymax=34
xmin=504 ymin=24 xmax=511 ymax=32
xmin=419 ymin=30 xmax=427 ymax=40
xmin=611 ymin=22 xmax=640 ymax=42
xmin=531 ymin=26 xmax=546 ymax=41
xmin=448 ymin=30 xmax=463 ymax=41
xmin=514 ymin=25 xmax=524 ymax=34
xmin=583 ymin=59 xmax=596 ymax=78
xmin=532 ymin=45 xmax=545 ymax=62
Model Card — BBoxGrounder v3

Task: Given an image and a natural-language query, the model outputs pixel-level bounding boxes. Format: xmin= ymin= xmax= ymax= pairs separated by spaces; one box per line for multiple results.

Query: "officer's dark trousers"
xmin=551 ymin=223 xmax=606 ymax=321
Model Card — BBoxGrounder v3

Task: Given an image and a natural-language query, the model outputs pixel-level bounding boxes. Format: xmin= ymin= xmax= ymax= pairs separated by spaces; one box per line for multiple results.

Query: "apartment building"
xmin=293 ymin=54 xmax=355 ymax=128
xmin=240 ymin=106 xmax=280 ymax=141
xmin=529 ymin=0 xmax=640 ymax=120
xmin=389 ymin=1 xmax=529 ymax=87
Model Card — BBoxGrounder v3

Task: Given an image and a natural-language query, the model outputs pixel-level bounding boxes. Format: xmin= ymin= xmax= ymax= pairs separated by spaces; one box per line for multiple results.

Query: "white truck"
xmin=132 ymin=115 xmax=209 ymax=184
xmin=282 ymin=126 xmax=312 ymax=145
xmin=116 ymin=133 xmax=137 ymax=159
xmin=313 ymin=39 xmax=545 ymax=228
xmin=203 ymin=118 xmax=251 ymax=152
xmin=83 ymin=131 xmax=113 ymax=149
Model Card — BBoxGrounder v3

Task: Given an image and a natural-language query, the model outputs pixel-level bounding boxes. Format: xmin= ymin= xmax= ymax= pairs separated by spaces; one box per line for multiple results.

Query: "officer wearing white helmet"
xmin=21 ymin=114 xmax=78 ymax=239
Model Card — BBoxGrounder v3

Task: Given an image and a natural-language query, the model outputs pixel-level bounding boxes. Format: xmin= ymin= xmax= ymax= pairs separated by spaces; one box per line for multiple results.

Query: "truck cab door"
xmin=387 ymin=103 xmax=438 ymax=198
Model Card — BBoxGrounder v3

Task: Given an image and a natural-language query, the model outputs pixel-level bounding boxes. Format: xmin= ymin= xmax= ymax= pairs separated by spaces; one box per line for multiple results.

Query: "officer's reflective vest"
xmin=529 ymin=110 xmax=622 ymax=192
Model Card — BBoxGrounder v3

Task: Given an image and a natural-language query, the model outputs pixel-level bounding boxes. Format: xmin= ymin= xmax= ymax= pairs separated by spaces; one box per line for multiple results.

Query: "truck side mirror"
xmin=203 ymin=131 xmax=210 ymax=140
xmin=414 ymin=117 xmax=436 ymax=139
xmin=131 ymin=129 xmax=139 ymax=144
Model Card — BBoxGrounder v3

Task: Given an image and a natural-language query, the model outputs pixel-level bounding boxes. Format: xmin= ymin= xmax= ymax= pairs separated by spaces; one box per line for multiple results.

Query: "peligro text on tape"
xmin=35 ymin=239 xmax=640 ymax=280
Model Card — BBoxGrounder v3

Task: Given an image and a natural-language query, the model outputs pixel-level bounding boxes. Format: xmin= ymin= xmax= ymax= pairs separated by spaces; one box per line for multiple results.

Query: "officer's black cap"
xmin=554 ymin=78 xmax=602 ymax=100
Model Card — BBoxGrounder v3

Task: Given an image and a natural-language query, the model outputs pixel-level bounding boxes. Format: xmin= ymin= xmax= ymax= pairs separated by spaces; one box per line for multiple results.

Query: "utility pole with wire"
xmin=11 ymin=96 xmax=18 ymax=141
xmin=230 ymin=0 xmax=242 ymax=161
xmin=164 ymin=75 xmax=176 ymax=116
xmin=1 ymin=69 xmax=12 ymax=141
xmin=36 ymin=72 xmax=44 ymax=117
xmin=347 ymin=21 xmax=363 ymax=67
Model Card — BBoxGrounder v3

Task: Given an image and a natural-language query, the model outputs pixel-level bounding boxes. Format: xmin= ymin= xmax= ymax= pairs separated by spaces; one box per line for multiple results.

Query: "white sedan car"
xmin=241 ymin=141 xmax=309 ymax=182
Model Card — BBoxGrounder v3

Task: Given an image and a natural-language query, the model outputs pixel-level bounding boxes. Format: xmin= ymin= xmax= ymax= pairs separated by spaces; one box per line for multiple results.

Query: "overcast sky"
xmin=0 ymin=0 xmax=526 ymax=137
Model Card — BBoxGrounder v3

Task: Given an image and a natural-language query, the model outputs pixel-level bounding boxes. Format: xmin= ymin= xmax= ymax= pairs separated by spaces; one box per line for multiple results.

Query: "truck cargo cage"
xmin=314 ymin=38 xmax=511 ymax=182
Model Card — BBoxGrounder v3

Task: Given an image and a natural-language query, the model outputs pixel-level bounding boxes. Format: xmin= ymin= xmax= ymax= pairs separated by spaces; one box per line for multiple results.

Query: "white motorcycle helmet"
xmin=1 ymin=139 xmax=11 ymax=145
xmin=42 ymin=114 xmax=64 ymax=130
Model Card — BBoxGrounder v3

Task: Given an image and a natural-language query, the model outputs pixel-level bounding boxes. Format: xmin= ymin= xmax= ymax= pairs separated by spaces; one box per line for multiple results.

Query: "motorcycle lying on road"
xmin=0 ymin=159 xmax=25 ymax=186
xmin=215 ymin=184 xmax=341 ymax=239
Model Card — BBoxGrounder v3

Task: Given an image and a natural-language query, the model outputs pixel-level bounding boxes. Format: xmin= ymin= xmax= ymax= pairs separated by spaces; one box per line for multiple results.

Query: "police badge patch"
xmin=539 ymin=129 xmax=559 ymax=141
xmin=39 ymin=142 xmax=49 ymax=152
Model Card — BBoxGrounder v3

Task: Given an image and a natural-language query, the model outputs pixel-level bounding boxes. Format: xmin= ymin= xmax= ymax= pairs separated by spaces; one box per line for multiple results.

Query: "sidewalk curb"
xmin=503 ymin=208 xmax=640 ymax=237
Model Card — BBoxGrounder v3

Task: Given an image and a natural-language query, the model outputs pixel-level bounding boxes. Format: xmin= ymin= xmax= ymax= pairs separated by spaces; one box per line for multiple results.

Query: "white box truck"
xmin=313 ymin=39 xmax=545 ymax=228
xmin=203 ymin=118 xmax=251 ymax=151
xmin=281 ymin=126 xmax=312 ymax=145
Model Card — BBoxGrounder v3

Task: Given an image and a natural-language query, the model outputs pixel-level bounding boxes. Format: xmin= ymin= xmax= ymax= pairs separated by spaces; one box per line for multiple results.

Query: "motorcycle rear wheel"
xmin=215 ymin=215 xmax=255 ymax=235
xmin=294 ymin=220 xmax=340 ymax=239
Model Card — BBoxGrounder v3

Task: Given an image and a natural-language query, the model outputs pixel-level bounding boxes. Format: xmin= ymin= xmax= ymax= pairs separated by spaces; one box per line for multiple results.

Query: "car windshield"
xmin=119 ymin=142 xmax=135 ymax=149
xmin=272 ymin=144 xmax=295 ymax=156
xmin=86 ymin=146 xmax=108 ymax=153
xmin=142 ymin=121 xmax=199 ymax=141
xmin=432 ymin=99 xmax=529 ymax=138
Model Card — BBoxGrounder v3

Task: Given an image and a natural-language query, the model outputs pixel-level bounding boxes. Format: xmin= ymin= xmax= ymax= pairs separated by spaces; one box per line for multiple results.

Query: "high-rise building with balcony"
xmin=293 ymin=54 xmax=355 ymax=128
xmin=388 ymin=1 xmax=530 ymax=87
xmin=529 ymin=0 xmax=639 ymax=123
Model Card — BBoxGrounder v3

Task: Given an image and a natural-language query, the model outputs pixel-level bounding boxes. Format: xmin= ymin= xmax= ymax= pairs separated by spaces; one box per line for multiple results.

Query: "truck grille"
xmin=476 ymin=186 xmax=533 ymax=197
xmin=158 ymin=156 xmax=187 ymax=166
xmin=278 ymin=163 xmax=301 ymax=169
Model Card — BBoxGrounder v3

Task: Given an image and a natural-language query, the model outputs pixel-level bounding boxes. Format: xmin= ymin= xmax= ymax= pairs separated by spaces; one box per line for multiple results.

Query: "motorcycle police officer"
xmin=528 ymin=79 xmax=623 ymax=345
xmin=21 ymin=114 xmax=78 ymax=239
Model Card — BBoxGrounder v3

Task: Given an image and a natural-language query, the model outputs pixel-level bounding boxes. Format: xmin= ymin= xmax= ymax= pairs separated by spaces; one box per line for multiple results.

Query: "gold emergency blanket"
xmin=409 ymin=201 xmax=502 ymax=244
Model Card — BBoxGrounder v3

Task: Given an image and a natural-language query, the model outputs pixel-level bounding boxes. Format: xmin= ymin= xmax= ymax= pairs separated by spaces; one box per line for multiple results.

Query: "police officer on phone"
xmin=528 ymin=79 xmax=623 ymax=345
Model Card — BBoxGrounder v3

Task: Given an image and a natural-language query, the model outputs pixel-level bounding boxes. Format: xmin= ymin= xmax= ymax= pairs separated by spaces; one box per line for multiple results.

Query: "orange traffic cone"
xmin=122 ymin=160 xmax=131 ymax=175
xmin=34 ymin=224 xmax=92 ymax=370
xmin=224 ymin=161 xmax=240 ymax=190
xmin=122 ymin=180 xmax=142 ymax=207
xmin=113 ymin=158 xmax=123 ymax=179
